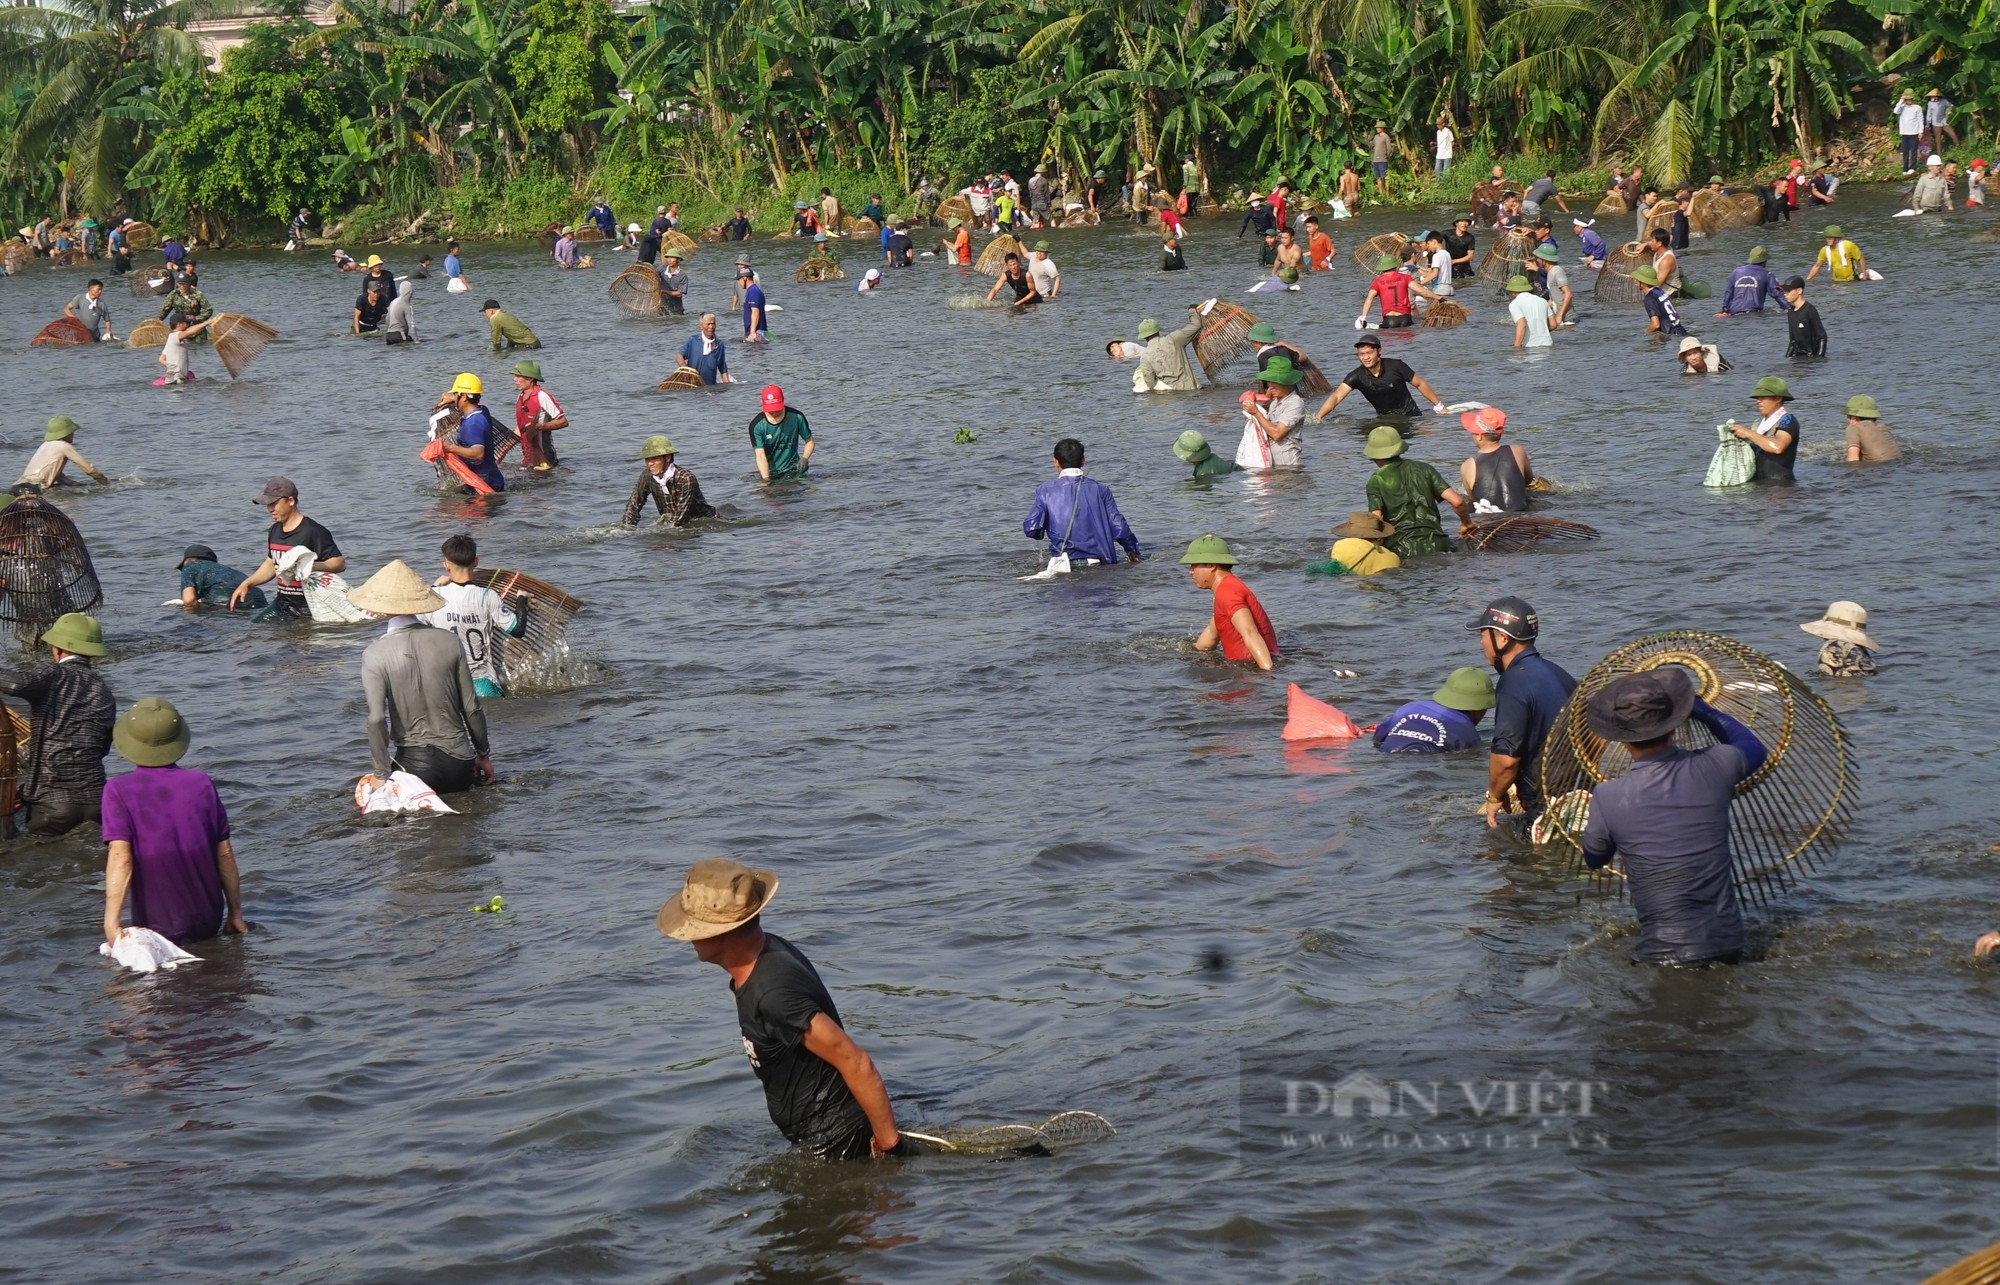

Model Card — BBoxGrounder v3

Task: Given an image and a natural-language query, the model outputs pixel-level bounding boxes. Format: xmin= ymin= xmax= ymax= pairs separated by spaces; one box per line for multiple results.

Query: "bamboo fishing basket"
xmin=794 ymin=253 xmax=845 ymax=282
xmin=609 ymin=263 xmax=663 ymax=314
xmin=1421 ymin=299 xmax=1469 ymax=328
xmin=1459 ymin=515 xmax=1599 ymax=552
xmin=1476 ymin=229 xmax=1539 ymax=288
xmin=1594 ymin=241 xmax=1653 ymax=305
xmin=430 ymin=409 xmax=518 ymax=485
xmin=656 ymin=367 xmax=707 ymax=390
xmin=468 ymin=567 xmax=581 ymax=683
xmin=1193 ymin=302 xmax=1258 ymax=383
xmin=935 ymin=194 xmax=973 ymax=224
xmin=700 ymin=225 xmax=725 ymax=242
xmin=1689 ymin=190 xmax=1764 ymax=236
xmin=975 ymin=233 xmax=1025 ymax=276
xmin=1534 ymin=631 xmax=1855 ymax=907
xmin=1642 ymin=202 xmax=1679 ymax=237
xmin=660 ymin=230 xmax=697 ymax=257
xmin=0 ymin=703 xmax=21 ymax=818
xmin=123 ymin=222 xmax=157 ymax=250
xmin=1923 ymin=1240 xmax=2000 ymax=1285
xmin=0 ymin=496 xmax=103 ymax=627
xmin=210 ymin=314 xmax=276 ymax=379
xmin=1293 ymin=355 xmax=1333 ymax=397
xmin=1593 ymin=193 xmax=1630 ymax=215
xmin=1471 ymin=182 xmax=1506 ymax=226
xmin=572 ymin=225 xmax=603 ymax=243
xmin=125 ymin=319 xmax=167 ymax=348
xmin=130 ymin=272 xmax=173 ymax=297
xmin=1060 ymin=209 xmax=1101 ymax=227
xmin=0 ymin=242 xmax=28 ymax=275
xmin=851 ymin=216 xmax=879 ymax=239
xmin=1352 ymin=232 xmax=1409 ymax=273
xmin=30 ymin=317 xmax=95 ymax=346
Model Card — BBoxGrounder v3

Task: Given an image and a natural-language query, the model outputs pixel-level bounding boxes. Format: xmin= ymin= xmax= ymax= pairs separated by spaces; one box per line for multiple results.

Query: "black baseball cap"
xmin=1466 ymin=595 xmax=1539 ymax=641
xmin=1354 ymin=335 xmax=1381 ymax=349
xmin=253 ymin=477 xmax=298 ymax=506
xmin=178 ymin=544 xmax=216 ymax=567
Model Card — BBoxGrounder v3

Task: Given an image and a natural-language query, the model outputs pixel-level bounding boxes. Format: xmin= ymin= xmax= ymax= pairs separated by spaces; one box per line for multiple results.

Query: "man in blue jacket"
xmin=1581 ymin=669 xmax=1768 ymax=966
xmin=1373 ymin=667 xmax=1493 ymax=753
xmin=1718 ymin=245 xmax=1780 ymax=316
xmin=1022 ymin=439 xmax=1143 ymax=567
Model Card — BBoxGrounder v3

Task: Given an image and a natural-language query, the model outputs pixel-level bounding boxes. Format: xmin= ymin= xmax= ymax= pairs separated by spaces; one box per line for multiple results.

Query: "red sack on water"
xmin=1282 ymin=682 xmax=1363 ymax=740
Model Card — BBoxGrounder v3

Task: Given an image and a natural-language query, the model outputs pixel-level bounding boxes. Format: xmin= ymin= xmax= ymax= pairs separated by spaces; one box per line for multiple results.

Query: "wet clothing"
xmin=0 ymin=657 xmax=114 ymax=829
xmin=587 ymin=203 xmax=615 ymax=237
xmin=1785 ymin=300 xmax=1827 ymax=357
xmin=741 ymin=283 xmax=768 ymax=338
xmin=1001 ymin=269 xmax=1036 ymax=304
xmin=266 ymin=515 xmax=342 ymax=615
xmin=886 ymin=230 xmax=912 ymax=266
xmin=1814 ymin=239 xmax=1864 ymax=282
xmin=1845 ymin=418 xmax=1899 ymax=462
xmin=1749 ymin=410 xmax=1800 ymax=485
xmin=420 ymin=582 xmax=523 ymax=695
xmin=679 ymin=332 xmax=727 ymax=384
xmin=361 ymin=617 xmax=489 ymax=783
xmin=1370 ymin=270 xmax=1413 ymax=321
xmin=1365 ymin=458 xmax=1455 ymax=558
xmin=1721 ymin=263 xmax=1779 ymax=314
xmin=181 ymin=558 xmax=264 ymax=608
xmin=1490 ymin=647 xmax=1574 ymax=815
xmin=749 ymin=409 xmax=812 ymax=479
xmin=1582 ymin=702 xmax=1767 ymax=965
xmin=1260 ymin=393 xmax=1307 ymax=469
xmin=636 ymin=232 xmax=661 ymax=265
xmin=68 ymin=291 xmax=111 ymax=338
xmin=1190 ymin=454 xmax=1241 ymax=480
xmin=160 ymin=288 xmax=212 ymax=327
xmin=1134 ymin=317 xmax=1202 ymax=392
xmin=455 ymin=405 xmax=508 ymax=492
xmin=1442 ymin=230 xmax=1477 ymax=279
xmin=515 ymin=384 xmax=563 ymax=470
xmin=1339 ymin=358 xmax=1422 ymax=416
xmin=1816 ymin=640 xmax=1875 ymax=677
xmin=487 ymin=309 xmax=540 ymax=351
xmin=1023 ymin=469 xmax=1141 ymax=563
xmin=1239 ymin=204 xmax=1278 ymax=238
xmin=623 ymin=464 xmax=715 ymax=527
xmin=1577 ymin=227 xmax=1609 ymax=263
xmin=1643 ymin=287 xmax=1686 ymax=337
xmin=101 ymin=765 xmax=231 ymax=945
xmin=1162 ymin=241 xmax=1186 ymax=271
xmin=1911 ymin=173 xmax=1950 ymax=212
xmin=1508 ymin=292 xmax=1554 ymax=347
xmin=1467 ymin=446 xmax=1529 ymax=513
xmin=17 ymin=440 xmax=103 ymax=489
xmin=354 ymin=288 xmax=390 ymax=331
xmin=1374 ymin=700 xmax=1481 ymax=753
xmin=733 ymin=932 xmax=873 ymax=1159
xmin=1210 ymin=572 xmax=1276 ymax=662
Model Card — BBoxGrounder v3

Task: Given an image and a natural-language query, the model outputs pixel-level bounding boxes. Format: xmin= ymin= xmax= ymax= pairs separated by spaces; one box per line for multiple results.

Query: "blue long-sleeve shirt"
xmin=1022 ymin=471 xmax=1141 ymax=563
xmin=1581 ymin=700 xmax=1767 ymax=965
xmin=1578 ymin=227 xmax=1609 ymax=261
xmin=1721 ymin=263 xmax=1780 ymax=315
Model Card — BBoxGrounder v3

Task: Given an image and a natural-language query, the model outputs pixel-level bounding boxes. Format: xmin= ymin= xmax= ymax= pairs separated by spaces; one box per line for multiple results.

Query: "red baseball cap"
xmin=760 ymin=385 xmax=785 ymax=413
xmin=1459 ymin=407 xmax=1507 ymax=435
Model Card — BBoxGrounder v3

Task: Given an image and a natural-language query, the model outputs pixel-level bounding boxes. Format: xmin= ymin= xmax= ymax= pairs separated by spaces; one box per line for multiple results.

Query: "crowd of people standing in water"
xmin=7 ymin=146 xmax=1974 ymax=1164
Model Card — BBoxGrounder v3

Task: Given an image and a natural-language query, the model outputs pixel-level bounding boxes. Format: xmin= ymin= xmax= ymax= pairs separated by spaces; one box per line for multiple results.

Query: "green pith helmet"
xmin=1137 ymin=318 xmax=1161 ymax=339
xmin=1822 ymin=225 xmax=1844 ymax=238
xmin=639 ymin=434 xmax=676 ymax=458
xmin=45 ymin=415 xmax=78 ymax=441
xmin=42 ymin=612 xmax=106 ymax=656
xmin=1747 ymin=246 xmax=1767 ymax=264
xmin=1178 ymin=533 xmax=1238 ymax=566
xmin=1433 ymin=666 xmax=1497 ymax=712
xmin=1173 ymin=430 xmax=1213 ymax=464
xmin=1033 ymin=240 xmax=1050 ymax=251
xmin=1276 ymin=265 xmax=1300 ymax=283
xmin=114 ymin=696 xmax=190 ymax=766
xmin=1750 ymin=376 xmax=1792 ymax=399
xmin=1631 ymin=265 xmax=1659 ymax=286
xmin=1374 ymin=254 xmax=1399 ymax=272
xmin=511 ymin=359 xmax=542 ymax=381
xmin=1505 ymin=274 xmax=1532 ymax=292
xmin=1260 ymin=355 xmax=1303 ymax=386
xmin=1844 ymin=395 xmax=1880 ymax=419
xmin=1363 ymin=426 xmax=1406 ymax=460
xmin=1245 ymin=322 xmax=1279 ymax=344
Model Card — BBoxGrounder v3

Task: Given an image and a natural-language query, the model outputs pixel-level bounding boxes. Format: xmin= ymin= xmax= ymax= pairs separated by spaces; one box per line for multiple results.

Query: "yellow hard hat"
xmin=451 ymin=372 xmax=483 ymax=396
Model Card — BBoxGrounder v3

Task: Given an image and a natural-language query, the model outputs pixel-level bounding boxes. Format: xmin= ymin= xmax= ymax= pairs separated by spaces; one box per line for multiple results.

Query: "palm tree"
xmin=0 ymin=0 xmax=245 ymax=217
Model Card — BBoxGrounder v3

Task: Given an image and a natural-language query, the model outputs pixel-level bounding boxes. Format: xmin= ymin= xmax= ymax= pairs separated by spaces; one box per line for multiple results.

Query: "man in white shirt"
xmin=1422 ymin=230 xmax=1454 ymax=296
xmin=1506 ymin=275 xmax=1554 ymax=349
xmin=1434 ymin=115 xmax=1455 ymax=177
xmin=17 ymin=417 xmax=109 ymax=489
xmin=1028 ymin=242 xmax=1061 ymax=298
xmin=1895 ymin=90 xmax=1925 ymax=174
xmin=421 ymin=534 xmax=525 ymax=699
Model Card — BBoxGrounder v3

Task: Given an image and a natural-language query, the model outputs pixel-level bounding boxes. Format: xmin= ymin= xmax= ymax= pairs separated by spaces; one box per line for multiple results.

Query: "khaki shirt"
xmin=17 ymin=440 xmax=100 ymax=488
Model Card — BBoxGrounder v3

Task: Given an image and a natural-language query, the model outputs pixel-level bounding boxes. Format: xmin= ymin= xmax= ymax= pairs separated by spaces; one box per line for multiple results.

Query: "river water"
xmin=2 ymin=187 xmax=1996 ymax=1282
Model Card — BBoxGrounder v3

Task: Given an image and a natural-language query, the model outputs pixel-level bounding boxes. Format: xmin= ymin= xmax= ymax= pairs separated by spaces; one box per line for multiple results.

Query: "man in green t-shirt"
xmin=1173 ymin=430 xmax=1240 ymax=480
xmin=1361 ymin=426 xmax=1471 ymax=558
xmin=750 ymin=384 xmax=814 ymax=481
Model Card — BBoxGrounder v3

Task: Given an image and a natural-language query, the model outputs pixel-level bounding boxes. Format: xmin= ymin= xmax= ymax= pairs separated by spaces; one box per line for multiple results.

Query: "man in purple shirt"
xmin=1580 ymin=670 xmax=1768 ymax=966
xmin=1022 ymin=438 xmax=1143 ymax=566
xmin=101 ymin=698 xmax=247 ymax=947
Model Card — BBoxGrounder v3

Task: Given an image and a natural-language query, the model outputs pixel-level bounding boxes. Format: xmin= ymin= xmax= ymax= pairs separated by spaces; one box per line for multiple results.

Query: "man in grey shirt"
xmin=349 ymin=560 xmax=491 ymax=795
xmin=1520 ymin=170 xmax=1568 ymax=220
xmin=658 ymin=250 xmax=689 ymax=315
xmin=64 ymin=279 xmax=114 ymax=341
xmin=1027 ymin=166 xmax=1051 ymax=224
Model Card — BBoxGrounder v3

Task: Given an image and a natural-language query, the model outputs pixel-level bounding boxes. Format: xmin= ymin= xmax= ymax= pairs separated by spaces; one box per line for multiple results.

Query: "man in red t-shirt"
xmin=1358 ymin=252 xmax=1439 ymax=328
xmin=1180 ymin=535 xmax=1275 ymax=671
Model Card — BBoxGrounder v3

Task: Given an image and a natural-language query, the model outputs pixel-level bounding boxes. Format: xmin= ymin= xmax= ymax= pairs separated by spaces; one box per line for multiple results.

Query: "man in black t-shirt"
xmin=1441 ymin=216 xmax=1477 ymax=280
xmin=1313 ymin=336 xmax=1450 ymax=420
xmin=229 ymin=477 xmax=346 ymax=618
xmin=661 ymin=859 xmax=914 ymax=1160
xmin=886 ymin=222 xmax=913 ymax=267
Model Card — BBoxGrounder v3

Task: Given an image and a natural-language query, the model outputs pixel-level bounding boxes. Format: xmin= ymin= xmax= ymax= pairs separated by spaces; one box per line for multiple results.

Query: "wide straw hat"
xmin=640 ymin=435 xmax=675 ymax=459
xmin=1332 ymin=511 xmax=1396 ymax=540
xmin=1260 ymin=355 xmax=1303 ymax=386
xmin=346 ymin=559 xmax=446 ymax=617
xmin=657 ymin=858 xmax=779 ymax=940
xmin=1801 ymin=600 xmax=1877 ymax=650
xmin=1750 ymin=376 xmax=1792 ymax=400
xmin=1677 ymin=336 xmax=1704 ymax=355
xmin=1631 ymin=265 xmax=1659 ymax=286
xmin=1585 ymin=669 xmax=1697 ymax=744
xmin=1363 ymin=426 xmax=1406 ymax=460
xmin=1245 ymin=322 xmax=1279 ymax=344
xmin=1433 ymin=667 xmax=1497 ymax=712
xmin=114 ymin=696 xmax=190 ymax=767
xmin=1844 ymin=395 xmax=1881 ymax=419
xmin=45 ymin=415 xmax=78 ymax=441
xmin=1460 ymin=406 xmax=1507 ymax=435
xmin=1173 ymin=430 xmax=1213 ymax=464
xmin=42 ymin=612 xmax=107 ymax=656
xmin=1179 ymin=533 xmax=1239 ymax=566
xmin=1137 ymin=318 xmax=1161 ymax=339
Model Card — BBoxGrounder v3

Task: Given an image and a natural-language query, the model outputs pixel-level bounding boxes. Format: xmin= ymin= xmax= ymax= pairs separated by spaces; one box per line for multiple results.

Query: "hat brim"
xmin=114 ymin=721 xmax=188 ymax=767
xmin=657 ymin=870 xmax=779 ymax=940
xmin=1173 ymin=442 xmax=1211 ymax=464
xmin=1362 ymin=442 xmax=1404 ymax=460
xmin=1432 ymin=683 xmax=1496 ymax=712
xmin=1331 ymin=519 xmax=1395 ymax=539
xmin=346 ymin=584 xmax=446 ymax=616
xmin=1583 ymin=671 xmax=1697 ymax=743
xmin=1801 ymin=620 xmax=1877 ymax=651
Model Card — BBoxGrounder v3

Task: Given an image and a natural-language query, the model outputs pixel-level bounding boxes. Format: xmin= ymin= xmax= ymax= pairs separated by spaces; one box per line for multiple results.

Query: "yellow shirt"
xmin=1331 ymin=538 xmax=1400 ymax=575
xmin=1816 ymin=239 xmax=1861 ymax=281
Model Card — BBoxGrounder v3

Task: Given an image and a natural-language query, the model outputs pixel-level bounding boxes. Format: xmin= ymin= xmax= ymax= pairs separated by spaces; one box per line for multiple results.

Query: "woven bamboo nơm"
xmin=660 ymin=230 xmax=697 ymax=257
xmin=0 ymin=702 xmax=18 ymax=818
xmin=975 ymin=233 xmax=1025 ymax=276
xmin=1352 ymin=232 xmax=1409 ymax=273
xmin=125 ymin=319 xmax=167 ymax=348
xmin=1535 ymin=630 xmax=1856 ymax=908
xmin=700 ymin=225 xmax=724 ymax=242
xmin=1643 ymin=202 xmax=1678 ymax=237
xmin=1594 ymin=193 xmax=1630 ymax=215
xmin=1296 ymin=357 xmax=1333 ymax=398
xmin=210 ymin=314 xmax=276 ymax=379
xmin=1458 ymin=515 xmax=1599 ymax=552
xmin=1922 ymin=1240 xmax=2000 ymax=1285
xmin=572 ymin=226 xmax=603 ymax=243
xmin=851 ymin=216 xmax=879 ymax=239
xmin=656 ymin=367 xmax=707 ymax=390
xmin=1471 ymin=182 xmax=1507 ymax=225
xmin=130 ymin=272 xmax=173 ymax=297
xmin=468 ymin=567 xmax=581 ymax=684
xmin=1476 ymin=229 xmax=1539 ymax=288
xmin=794 ymin=253 xmax=845 ymax=282
xmin=30 ymin=317 xmax=96 ymax=346
xmin=1421 ymin=299 xmax=1469 ymax=328
xmin=1594 ymin=241 xmax=1653 ymax=305
xmin=1192 ymin=302 xmax=1258 ymax=382
xmin=430 ymin=410 xmax=519 ymax=485
xmin=609 ymin=263 xmax=663 ymax=314
xmin=0 ymin=242 xmax=29 ymax=275
xmin=0 ymin=496 xmax=103 ymax=627
xmin=935 ymin=194 xmax=973 ymax=224
xmin=123 ymin=222 xmax=157 ymax=250
xmin=1061 ymin=209 xmax=1101 ymax=227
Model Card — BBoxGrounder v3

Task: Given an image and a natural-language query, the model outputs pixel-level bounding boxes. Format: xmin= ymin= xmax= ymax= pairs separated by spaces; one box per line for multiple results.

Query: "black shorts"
xmin=1381 ymin=313 xmax=1414 ymax=328
xmin=396 ymin=744 xmax=478 ymax=794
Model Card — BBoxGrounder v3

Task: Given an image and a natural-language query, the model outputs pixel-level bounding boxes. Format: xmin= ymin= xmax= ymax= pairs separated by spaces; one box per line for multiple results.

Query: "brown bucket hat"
xmin=658 ymin=859 xmax=779 ymax=940
xmin=1332 ymin=511 xmax=1396 ymax=541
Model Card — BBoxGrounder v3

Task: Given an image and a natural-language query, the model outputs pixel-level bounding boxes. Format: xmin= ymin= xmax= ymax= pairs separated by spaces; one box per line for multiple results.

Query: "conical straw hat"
xmin=346 ymin=559 xmax=444 ymax=616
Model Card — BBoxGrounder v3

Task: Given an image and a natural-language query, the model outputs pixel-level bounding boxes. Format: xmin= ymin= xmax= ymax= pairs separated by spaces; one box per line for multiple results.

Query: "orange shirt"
xmin=1309 ymin=231 xmax=1334 ymax=271
xmin=1213 ymin=572 xmax=1277 ymax=661
xmin=951 ymin=228 xmax=971 ymax=264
